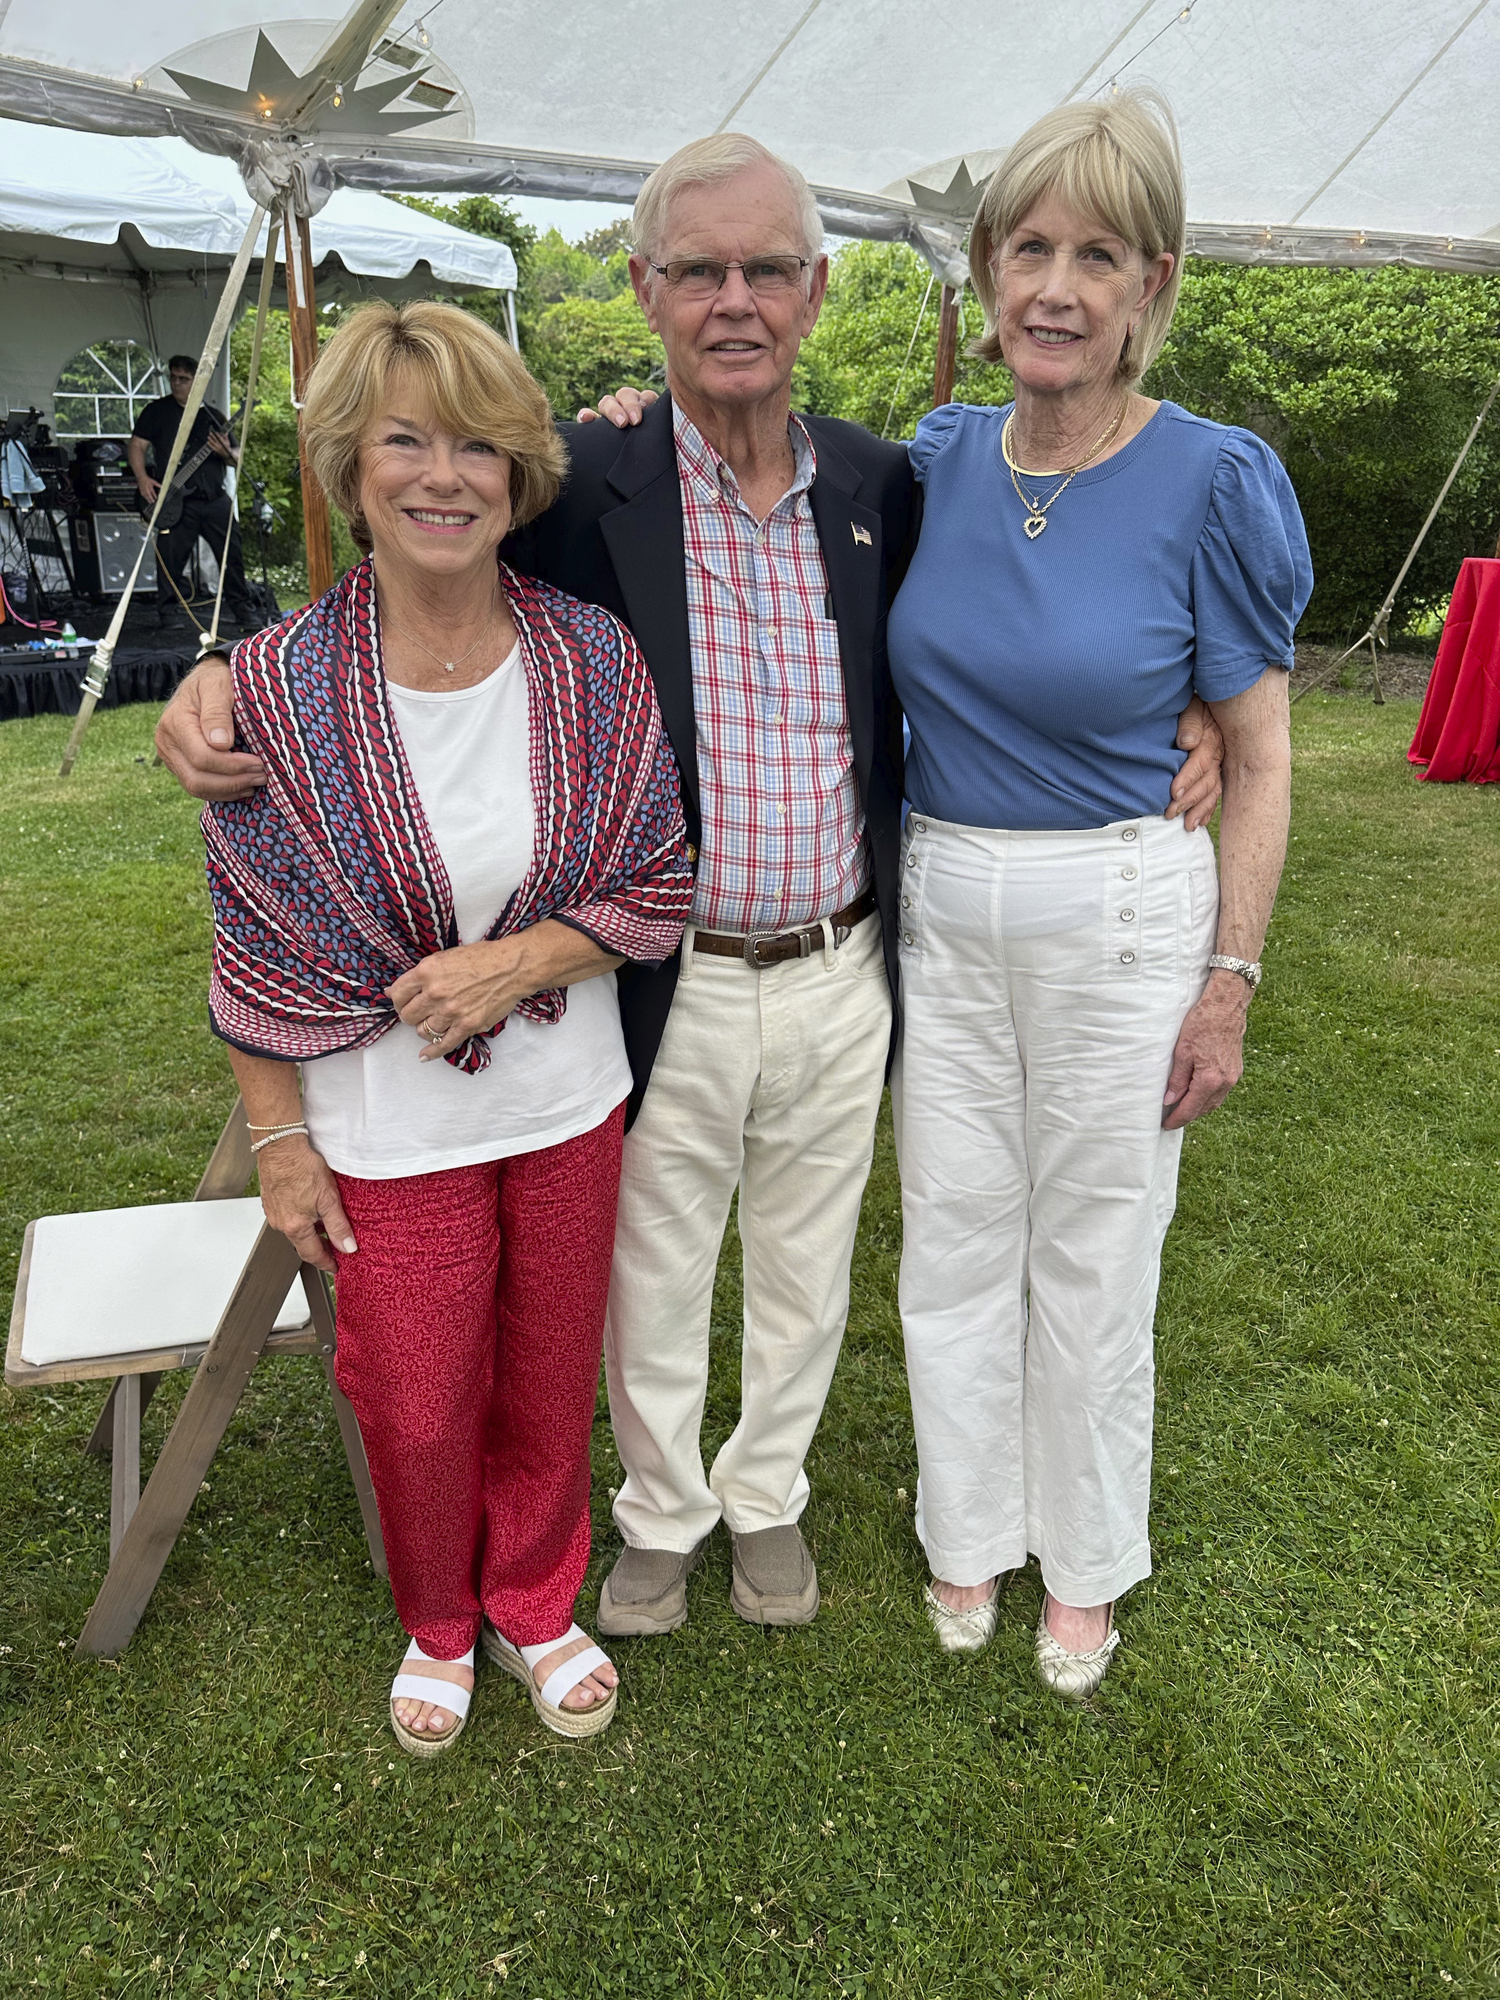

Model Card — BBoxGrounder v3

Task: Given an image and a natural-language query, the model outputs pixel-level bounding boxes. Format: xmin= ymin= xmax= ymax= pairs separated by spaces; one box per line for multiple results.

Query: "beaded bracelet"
xmin=249 ymin=1125 xmax=310 ymax=1155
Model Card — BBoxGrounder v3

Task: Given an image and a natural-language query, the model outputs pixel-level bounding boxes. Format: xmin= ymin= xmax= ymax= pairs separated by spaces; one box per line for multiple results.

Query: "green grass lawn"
xmin=1 ymin=699 xmax=1497 ymax=1998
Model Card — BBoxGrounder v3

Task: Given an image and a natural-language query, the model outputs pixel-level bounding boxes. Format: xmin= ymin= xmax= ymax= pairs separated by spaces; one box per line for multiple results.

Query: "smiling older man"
xmin=155 ymin=132 xmax=1217 ymax=1641
xmin=540 ymin=137 xmax=918 ymax=1632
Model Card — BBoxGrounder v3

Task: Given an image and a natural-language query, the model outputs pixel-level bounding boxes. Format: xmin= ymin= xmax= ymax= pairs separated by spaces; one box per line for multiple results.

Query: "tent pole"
xmin=203 ymin=209 xmax=284 ymax=655
xmin=932 ymin=284 xmax=959 ymax=407
xmin=59 ymin=202 xmax=265 ymax=776
xmin=287 ymin=210 xmax=335 ymax=602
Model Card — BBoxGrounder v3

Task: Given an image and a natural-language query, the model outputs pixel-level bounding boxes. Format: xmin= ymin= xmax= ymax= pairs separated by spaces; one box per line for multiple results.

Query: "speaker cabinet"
xmin=70 ymin=512 xmax=156 ymax=596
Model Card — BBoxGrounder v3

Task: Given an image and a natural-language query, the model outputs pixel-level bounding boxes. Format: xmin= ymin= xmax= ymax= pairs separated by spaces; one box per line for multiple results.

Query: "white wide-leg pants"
xmin=606 ymin=914 xmax=892 ymax=1553
xmin=892 ymin=812 xmax=1218 ymax=1605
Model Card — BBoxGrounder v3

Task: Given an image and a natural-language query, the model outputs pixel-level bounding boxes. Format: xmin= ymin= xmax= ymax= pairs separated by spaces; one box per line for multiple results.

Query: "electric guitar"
xmin=139 ymin=400 xmax=247 ymax=531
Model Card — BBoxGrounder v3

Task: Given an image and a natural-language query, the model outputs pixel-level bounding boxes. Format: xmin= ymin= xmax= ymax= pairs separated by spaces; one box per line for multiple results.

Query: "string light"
xmin=409 ymin=3 xmax=443 ymax=48
xmin=1094 ymin=0 xmax=1201 ymax=97
xmin=331 ymin=81 xmax=345 ymax=107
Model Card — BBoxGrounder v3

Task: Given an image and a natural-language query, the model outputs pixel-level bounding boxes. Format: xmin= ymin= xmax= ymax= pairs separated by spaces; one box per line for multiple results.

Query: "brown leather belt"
xmin=692 ymin=888 xmax=878 ymax=967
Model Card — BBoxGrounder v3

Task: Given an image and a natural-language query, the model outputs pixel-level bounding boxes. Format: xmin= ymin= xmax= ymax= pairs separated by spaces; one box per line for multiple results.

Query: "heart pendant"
xmin=1024 ymin=514 xmax=1047 ymax=540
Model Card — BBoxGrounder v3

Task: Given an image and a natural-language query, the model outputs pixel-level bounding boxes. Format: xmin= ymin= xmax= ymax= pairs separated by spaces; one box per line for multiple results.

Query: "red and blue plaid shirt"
xmin=675 ymin=405 xmax=868 ymax=934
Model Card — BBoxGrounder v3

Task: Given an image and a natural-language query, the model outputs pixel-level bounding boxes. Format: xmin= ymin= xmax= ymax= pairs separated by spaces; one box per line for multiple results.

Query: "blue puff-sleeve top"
xmin=886 ymin=400 xmax=1313 ymax=831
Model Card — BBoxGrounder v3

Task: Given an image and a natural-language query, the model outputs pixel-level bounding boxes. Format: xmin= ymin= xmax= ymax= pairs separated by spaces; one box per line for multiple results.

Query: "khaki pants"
xmin=606 ymin=914 xmax=892 ymax=1552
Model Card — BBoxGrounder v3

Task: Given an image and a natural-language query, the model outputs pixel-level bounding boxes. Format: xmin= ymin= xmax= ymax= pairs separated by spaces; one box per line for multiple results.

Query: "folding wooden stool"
xmin=5 ymin=1099 xmax=386 ymax=1657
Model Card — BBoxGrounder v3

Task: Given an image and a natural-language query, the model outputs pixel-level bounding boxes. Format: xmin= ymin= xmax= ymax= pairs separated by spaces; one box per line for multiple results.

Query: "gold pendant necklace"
xmin=381 ymin=588 xmax=500 ymax=674
xmin=1001 ymin=402 xmax=1128 ymax=542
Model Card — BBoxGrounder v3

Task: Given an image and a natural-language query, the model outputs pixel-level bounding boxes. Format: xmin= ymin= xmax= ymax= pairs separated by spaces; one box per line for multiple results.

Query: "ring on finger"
xmin=423 ymin=1021 xmax=447 ymax=1044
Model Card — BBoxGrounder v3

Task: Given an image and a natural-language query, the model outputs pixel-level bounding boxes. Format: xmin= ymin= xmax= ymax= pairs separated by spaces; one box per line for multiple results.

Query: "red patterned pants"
xmin=331 ymin=1104 xmax=625 ymax=1659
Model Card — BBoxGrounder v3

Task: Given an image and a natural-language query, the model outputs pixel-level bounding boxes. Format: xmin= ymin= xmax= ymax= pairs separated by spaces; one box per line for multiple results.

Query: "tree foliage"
xmin=1147 ymin=264 xmax=1500 ymax=641
xmin=524 ymin=291 xmax=666 ymax=418
xmin=399 ymin=197 xmax=664 ymax=417
xmin=795 ymin=241 xmax=1013 ymax=438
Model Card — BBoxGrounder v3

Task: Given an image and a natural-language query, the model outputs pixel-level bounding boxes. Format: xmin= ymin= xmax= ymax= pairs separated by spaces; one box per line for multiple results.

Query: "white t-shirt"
xmin=300 ymin=643 xmax=631 ymax=1178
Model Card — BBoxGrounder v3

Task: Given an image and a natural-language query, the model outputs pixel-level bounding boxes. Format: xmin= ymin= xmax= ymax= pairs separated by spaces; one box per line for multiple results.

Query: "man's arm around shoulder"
xmin=155 ymin=655 xmax=264 ymax=801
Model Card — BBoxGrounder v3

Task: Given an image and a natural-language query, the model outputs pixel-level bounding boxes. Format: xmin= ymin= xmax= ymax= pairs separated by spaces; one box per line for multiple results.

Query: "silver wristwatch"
xmin=1208 ymin=953 xmax=1262 ymax=992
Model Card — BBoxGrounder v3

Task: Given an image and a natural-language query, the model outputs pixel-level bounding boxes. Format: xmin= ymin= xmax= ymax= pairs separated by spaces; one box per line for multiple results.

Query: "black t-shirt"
xmin=131 ymin=396 xmax=228 ymax=500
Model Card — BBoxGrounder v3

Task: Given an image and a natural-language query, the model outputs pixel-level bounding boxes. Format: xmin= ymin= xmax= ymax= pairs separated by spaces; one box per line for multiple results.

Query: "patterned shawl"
xmin=204 ymin=557 xmax=692 ymax=1074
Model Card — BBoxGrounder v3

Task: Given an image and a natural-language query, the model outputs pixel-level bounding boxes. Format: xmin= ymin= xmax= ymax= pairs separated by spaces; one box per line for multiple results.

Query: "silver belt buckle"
xmin=741 ymin=927 xmax=815 ymax=966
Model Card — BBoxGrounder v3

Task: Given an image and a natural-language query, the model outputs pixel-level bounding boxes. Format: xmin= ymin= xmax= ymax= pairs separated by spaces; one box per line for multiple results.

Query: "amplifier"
xmin=71 ymin=438 xmax=139 ymax=514
xmin=70 ymin=511 xmax=156 ymax=596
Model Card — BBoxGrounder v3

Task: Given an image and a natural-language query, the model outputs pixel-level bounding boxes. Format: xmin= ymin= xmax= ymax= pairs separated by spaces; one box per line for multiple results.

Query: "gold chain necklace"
xmin=381 ymin=588 xmax=502 ymax=675
xmin=1001 ymin=402 xmax=1128 ymax=541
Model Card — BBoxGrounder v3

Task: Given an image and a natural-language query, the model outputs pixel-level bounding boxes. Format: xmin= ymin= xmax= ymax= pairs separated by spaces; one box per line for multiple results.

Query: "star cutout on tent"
xmin=165 ymin=29 xmax=456 ymax=136
xmin=903 ymin=159 xmax=986 ymax=226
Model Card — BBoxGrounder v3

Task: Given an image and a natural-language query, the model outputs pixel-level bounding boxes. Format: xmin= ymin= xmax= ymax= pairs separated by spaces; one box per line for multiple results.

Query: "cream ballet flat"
xmin=1034 ymin=1606 xmax=1120 ymax=1699
xmin=923 ymin=1580 xmax=1001 ymax=1654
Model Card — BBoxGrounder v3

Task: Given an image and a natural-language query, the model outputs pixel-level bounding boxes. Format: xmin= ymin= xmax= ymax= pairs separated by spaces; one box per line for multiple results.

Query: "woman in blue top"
xmin=888 ymin=87 xmax=1311 ymax=1696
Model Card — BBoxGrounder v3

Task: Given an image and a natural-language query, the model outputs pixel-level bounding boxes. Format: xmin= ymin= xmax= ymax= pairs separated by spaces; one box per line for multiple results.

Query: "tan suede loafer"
xmin=597 ymin=1541 xmax=705 ymax=1637
xmin=729 ymin=1525 xmax=820 ymax=1627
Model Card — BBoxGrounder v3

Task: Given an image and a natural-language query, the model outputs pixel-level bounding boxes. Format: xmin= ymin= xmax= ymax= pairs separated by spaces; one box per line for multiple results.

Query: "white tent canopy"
xmin=0 ymin=0 xmax=1495 ymax=280
xmin=0 ymin=121 xmax=516 ymax=421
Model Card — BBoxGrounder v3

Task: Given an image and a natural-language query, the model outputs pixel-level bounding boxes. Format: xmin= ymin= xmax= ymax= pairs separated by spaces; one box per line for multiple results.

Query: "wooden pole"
xmin=287 ymin=210 xmax=335 ymax=603
xmin=932 ymin=283 xmax=960 ymax=408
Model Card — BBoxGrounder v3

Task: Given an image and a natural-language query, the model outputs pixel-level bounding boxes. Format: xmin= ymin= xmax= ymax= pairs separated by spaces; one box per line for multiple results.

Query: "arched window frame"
xmin=53 ymin=341 xmax=166 ymax=439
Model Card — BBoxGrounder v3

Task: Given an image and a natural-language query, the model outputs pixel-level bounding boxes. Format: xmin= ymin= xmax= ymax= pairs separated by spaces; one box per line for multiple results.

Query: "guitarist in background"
xmin=127 ymin=355 xmax=256 ymax=630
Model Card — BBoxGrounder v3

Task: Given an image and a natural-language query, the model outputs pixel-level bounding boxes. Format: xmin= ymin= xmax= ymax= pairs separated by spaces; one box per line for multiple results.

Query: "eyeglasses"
xmin=650 ymin=255 xmax=810 ymax=298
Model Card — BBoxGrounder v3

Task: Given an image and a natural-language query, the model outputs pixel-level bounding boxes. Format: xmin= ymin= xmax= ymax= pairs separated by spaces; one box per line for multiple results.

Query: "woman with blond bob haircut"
xmin=303 ymin=299 xmax=566 ymax=547
xmin=887 ymin=87 xmax=1311 ymax=1694
xmin=200 ymin=298 xmax=693 ymax=1753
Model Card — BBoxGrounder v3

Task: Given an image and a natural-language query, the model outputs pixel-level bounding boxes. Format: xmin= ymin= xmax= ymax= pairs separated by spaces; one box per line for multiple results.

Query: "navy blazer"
xmin=502 ymin=394 xmax=919 ymax=1123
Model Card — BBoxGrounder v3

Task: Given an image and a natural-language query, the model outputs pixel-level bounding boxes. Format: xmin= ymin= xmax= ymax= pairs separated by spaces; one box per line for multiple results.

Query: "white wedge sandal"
xmin=482 ymin=1620 xmax=618 ymax=1739
xmin=389 ymin=1639 xmax=475 ymax=1758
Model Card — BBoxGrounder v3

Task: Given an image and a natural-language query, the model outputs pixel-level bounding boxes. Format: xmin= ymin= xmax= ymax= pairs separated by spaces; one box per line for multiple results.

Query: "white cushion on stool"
xmin=20 ymin=1199 xmax=308 ymax=1368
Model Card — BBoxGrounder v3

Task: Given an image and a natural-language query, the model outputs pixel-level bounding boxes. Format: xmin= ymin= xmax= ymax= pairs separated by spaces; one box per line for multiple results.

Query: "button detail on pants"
xmin=1122 ymin=866 xmax=1137 ymax=880
xmin=1120 ymin=908 xmax=1136 ymax=922
xmin=912 ymin=819 xmax=927 ymax=834
xmin=902 ymin=896 xmax=911 ymax=909
xmin=1120 ymin=950 xmax=1136 ymax=963
xmin=903 ymin=931 xmax=914 ymax=945
xmin=1121 ymin=827 xmax=1138 ymax=842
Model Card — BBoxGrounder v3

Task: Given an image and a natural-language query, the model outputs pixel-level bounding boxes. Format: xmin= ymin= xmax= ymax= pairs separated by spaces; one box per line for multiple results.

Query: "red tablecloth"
xmin=1408 ymin=557 xmax=1500 ymax=783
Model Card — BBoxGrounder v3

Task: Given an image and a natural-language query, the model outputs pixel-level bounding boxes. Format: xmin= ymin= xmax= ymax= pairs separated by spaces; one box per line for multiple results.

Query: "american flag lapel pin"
xmin=852 ymin=523 xmax=872 ymax=547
